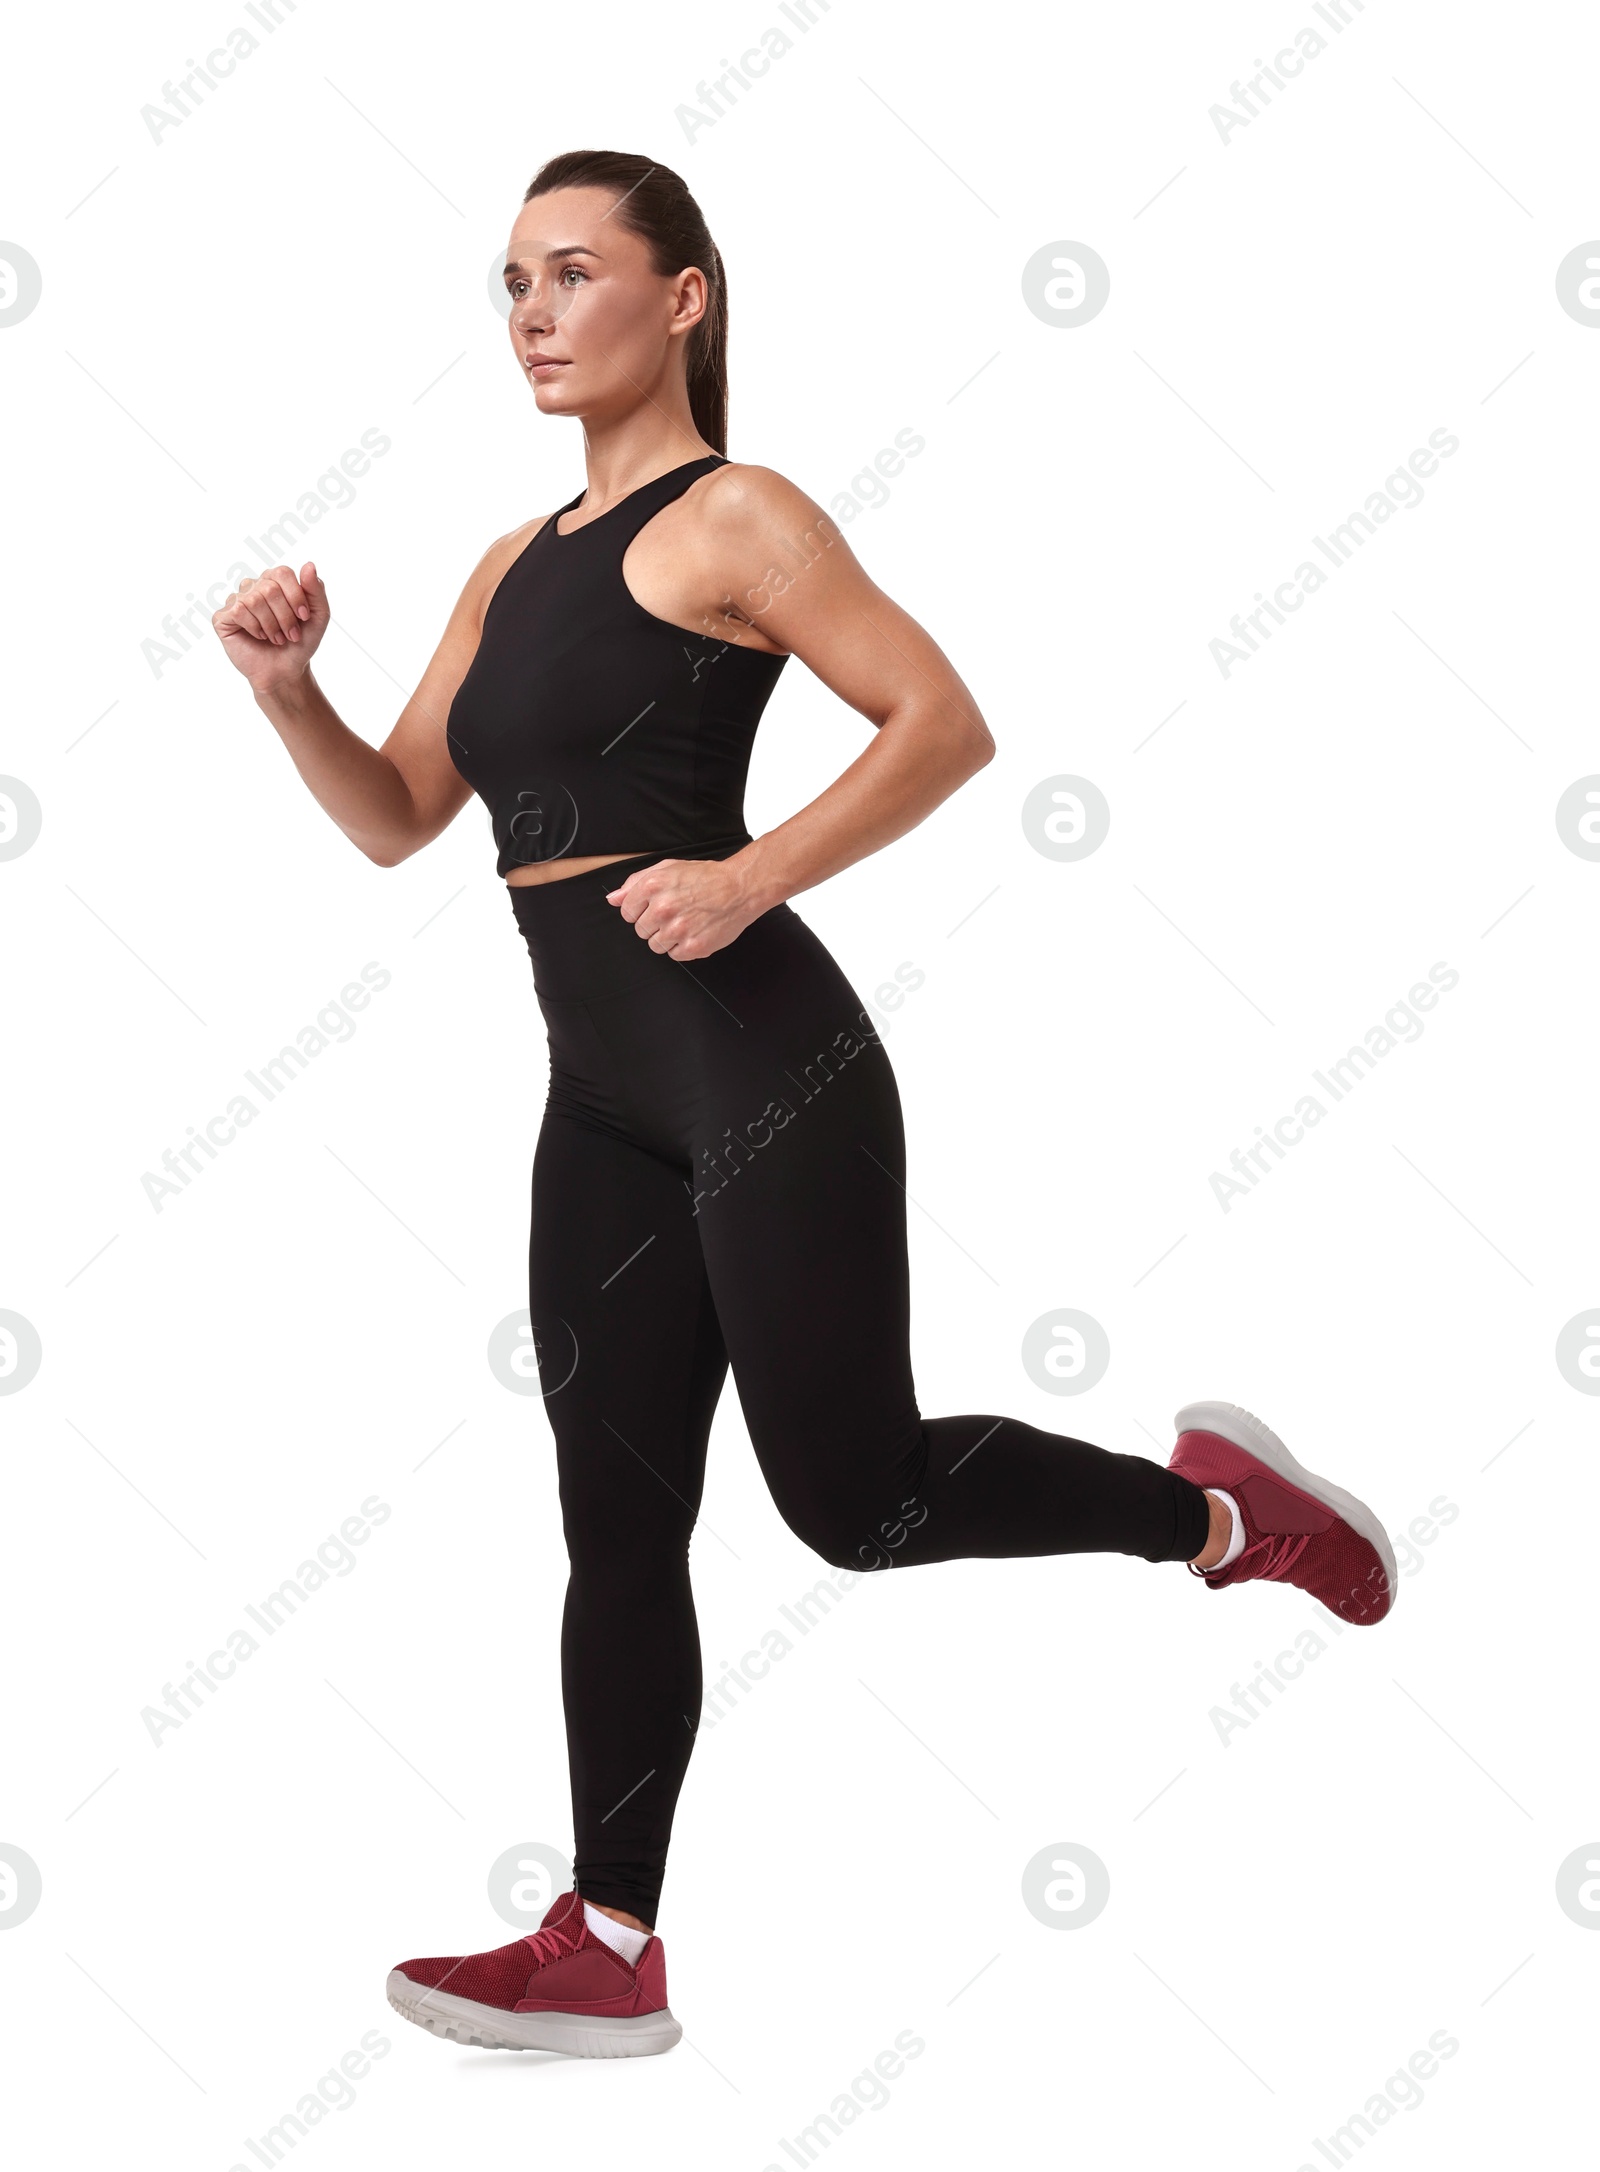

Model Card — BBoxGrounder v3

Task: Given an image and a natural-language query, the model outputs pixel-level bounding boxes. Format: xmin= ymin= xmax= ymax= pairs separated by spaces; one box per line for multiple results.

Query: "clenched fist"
xmin=605 ymin=855 xmax=768 ymax=961
xmin=213 ymin=562 xmax=330 ymax=693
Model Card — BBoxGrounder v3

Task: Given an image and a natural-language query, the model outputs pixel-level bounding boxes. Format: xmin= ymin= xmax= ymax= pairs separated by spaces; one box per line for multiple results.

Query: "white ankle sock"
xmin=1207 ymin=1490 xmax=1246 ymax=1570
xmin=582 ymin=1900 xmax=650 ymax=1966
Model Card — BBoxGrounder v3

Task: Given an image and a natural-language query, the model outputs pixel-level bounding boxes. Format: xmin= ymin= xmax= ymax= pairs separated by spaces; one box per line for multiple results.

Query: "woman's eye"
xmin=559 ymin=266 xmax=586 ymax=287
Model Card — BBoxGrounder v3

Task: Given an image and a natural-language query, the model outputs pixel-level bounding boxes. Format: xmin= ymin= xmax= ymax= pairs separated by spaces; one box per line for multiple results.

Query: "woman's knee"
xmin=560 ymin=1492 xmax=694 ymax=1577
xmin=777 ymin=1488 xmax=930 ymax=1573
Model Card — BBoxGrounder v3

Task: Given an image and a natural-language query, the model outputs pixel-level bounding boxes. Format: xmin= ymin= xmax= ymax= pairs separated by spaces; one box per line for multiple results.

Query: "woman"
xmin=213 ymin=149 xmax=1396 ymax=2060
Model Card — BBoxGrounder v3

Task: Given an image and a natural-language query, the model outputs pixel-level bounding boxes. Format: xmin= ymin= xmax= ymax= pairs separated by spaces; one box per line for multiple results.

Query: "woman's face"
xmin=502 ymin=186 xmax=706 ymax=428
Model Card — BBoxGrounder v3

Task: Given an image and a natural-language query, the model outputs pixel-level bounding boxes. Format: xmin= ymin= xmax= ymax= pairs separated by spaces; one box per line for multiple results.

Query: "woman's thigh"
xmin=529 ymin=1100 xmax=729 ymax=1556
xmin=659 ymin=909 xmax=929 ymax=1557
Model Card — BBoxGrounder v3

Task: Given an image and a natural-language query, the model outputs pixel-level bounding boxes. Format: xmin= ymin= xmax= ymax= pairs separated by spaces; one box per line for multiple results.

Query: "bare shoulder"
xmin=690 ymin=462 xmax=832 ymax=546
xmin=679 ymin=466 xmax=859 ymax=610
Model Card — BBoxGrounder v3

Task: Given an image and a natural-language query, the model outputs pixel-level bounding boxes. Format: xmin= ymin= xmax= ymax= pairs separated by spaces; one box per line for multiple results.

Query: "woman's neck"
xmin=576 ymin=409 xmax=716 ymax=514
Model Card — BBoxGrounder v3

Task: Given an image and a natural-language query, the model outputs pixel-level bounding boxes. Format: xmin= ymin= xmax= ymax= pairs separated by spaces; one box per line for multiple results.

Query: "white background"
xmin=3 ymin=0 xmax=1597 ymax=2165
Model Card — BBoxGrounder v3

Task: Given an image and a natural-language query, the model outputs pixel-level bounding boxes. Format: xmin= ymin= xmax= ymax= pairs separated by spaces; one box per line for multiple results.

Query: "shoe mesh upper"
xmin=396 ymin=1936 xmax=536 ymax=2008
xmin=1172 ymin=1429 xmax=1392 ymax=1623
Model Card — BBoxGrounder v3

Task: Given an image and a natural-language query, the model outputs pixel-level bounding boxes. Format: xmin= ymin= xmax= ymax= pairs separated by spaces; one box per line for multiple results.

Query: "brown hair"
xmin=524 ymin=150 xmax=729 ymax=456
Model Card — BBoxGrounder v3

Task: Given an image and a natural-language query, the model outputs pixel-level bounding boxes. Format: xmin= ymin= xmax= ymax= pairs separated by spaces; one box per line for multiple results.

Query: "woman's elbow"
xmin=355 ymin=829 xmax=417 ymax=869
xmin=355 ymin=785 xmax=438 ymax=867
xmin=957 ymin=714 xmax=995 ymax=776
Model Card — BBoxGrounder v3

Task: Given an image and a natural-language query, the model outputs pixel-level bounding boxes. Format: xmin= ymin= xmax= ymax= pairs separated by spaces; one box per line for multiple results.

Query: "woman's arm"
xmin=607 ymin=465 xmax=994 ymax=958
xmin=212 ymin=526 xmax=542 ymax=866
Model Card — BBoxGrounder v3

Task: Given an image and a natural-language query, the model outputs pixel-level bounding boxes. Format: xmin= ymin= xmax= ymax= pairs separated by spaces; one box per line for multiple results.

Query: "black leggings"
xmin=511 ymin=854 xmax=1211 ymax=1922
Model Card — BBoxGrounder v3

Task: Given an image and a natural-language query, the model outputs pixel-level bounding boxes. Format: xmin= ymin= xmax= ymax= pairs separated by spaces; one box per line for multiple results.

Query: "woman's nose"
xmin=512 ymin=286 xmax=552 ymax=336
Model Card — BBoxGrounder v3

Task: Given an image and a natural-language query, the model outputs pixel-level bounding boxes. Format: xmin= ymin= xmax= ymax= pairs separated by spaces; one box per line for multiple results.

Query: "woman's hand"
xmin=213 ymin=562 xmax=330 ymax=694
xmin=606 ymin=855 xmax=770 ymax=960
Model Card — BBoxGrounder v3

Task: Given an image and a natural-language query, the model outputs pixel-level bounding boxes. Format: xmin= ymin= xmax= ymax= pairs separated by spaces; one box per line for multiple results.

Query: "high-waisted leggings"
xmin=510 ymin=852 xmax=1211 ymax=1923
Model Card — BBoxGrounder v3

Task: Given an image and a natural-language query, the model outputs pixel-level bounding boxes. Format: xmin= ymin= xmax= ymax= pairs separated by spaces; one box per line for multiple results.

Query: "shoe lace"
xmin=523 ymin=1917 xmax=583 ymax=1969
xmin=1238 ymin=1530 xmax=1312 ymax=1581
xmin=1190 ymin=1528 xmax=1313 ymax=1583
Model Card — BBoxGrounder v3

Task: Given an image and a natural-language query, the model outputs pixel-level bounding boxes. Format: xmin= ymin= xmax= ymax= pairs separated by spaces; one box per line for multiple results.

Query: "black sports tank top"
xmin=447 ymin=454 xmax=789 ymax=876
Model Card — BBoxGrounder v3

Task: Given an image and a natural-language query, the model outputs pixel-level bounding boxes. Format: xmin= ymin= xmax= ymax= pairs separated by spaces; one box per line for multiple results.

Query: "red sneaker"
xmin=1170 ymin=1400 xmax=1397 ymax=1626
xmin=387 ymin=1888 xmax=681 ymax=2057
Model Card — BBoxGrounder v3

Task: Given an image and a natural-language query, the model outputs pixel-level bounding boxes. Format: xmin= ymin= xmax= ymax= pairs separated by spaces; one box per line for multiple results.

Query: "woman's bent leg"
xmin=530 ymin=1109 xmax=728 ymax=1923
xmin=681 ymin=908 xmax=1212 ymax=1574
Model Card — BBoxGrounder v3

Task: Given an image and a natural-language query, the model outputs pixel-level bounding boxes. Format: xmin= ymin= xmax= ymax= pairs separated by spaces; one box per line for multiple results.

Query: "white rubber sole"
xmin=1174 ymin=1399 xmax=1399 ymax=1616
xmin=386 ymin=1970 xmax=683 ymax=2057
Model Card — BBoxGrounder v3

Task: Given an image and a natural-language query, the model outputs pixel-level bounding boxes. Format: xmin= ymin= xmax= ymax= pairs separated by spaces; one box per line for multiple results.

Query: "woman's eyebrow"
xmin=503 ymin=244 xmax=604 ymax=276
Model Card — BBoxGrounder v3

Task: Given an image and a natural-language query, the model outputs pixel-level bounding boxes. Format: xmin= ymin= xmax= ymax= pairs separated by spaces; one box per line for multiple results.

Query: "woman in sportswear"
xmin=213 ymin=149 xmax=1397 ymax=2060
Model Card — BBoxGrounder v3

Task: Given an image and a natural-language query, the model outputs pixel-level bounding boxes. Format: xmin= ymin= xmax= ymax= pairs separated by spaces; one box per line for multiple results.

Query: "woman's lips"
xmin=525 ymin=354 xmax=567 ymax=374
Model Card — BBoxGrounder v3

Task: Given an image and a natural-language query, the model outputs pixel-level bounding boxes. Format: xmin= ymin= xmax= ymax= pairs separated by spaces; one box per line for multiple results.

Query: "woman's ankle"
xmin=584 ymin=1898 xmax=653 ymax=1936
xmin=1190 ymin=1490 xmax=1233 ymax=1571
